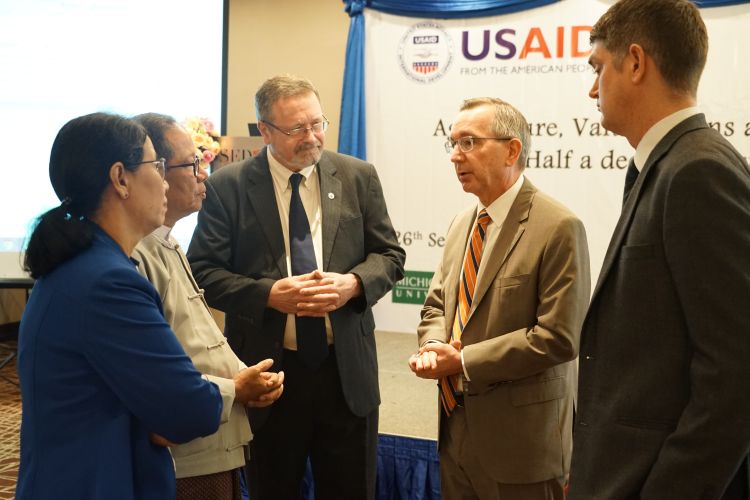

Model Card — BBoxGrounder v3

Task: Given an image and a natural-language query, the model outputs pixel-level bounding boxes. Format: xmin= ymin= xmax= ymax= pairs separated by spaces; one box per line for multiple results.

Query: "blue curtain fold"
xmin=695 ymin=0 xmax=748 ymax=4
xmin=338 ymin=0 xmax=750 ymax=159
xmin=339 ymin=1 xmax=366 ymax=159
xmin=358 ymin=0 xmax=558 ymax=19
xmin=301 ymin=434 xmax=441 ymax=500
xmin=376 ymin=434 xmax=441 ymax=500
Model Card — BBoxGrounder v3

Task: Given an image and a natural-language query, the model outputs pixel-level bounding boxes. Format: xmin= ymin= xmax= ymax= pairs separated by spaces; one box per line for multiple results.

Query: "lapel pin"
xmin=328 ymin=192 xmax=335 ymax=200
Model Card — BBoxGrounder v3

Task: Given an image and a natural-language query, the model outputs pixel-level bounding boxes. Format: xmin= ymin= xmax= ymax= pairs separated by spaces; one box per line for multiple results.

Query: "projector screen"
xmin=0 ymin=0 xmax=225 ymax=278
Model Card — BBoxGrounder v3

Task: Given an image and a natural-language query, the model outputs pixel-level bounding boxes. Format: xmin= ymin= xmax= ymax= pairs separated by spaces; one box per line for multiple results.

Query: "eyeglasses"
xmin=444 ymin=136 xmax=515 ymax=154
xmin=131 ymin=158 xmax=166 ymax=179
xmin=261 ymin=116 xmax=330 ymax=137
xmin=167 ymin=155 xmax=202 ymax=177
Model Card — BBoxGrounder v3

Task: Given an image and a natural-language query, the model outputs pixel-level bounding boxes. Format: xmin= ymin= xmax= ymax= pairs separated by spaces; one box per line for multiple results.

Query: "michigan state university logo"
xmin=398 ymin=22 xmax=453 ymax=84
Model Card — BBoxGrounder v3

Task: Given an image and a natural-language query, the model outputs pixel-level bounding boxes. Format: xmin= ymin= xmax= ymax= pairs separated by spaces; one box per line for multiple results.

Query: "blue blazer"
xmin=16 ymin=229 xmax=223 ymax=499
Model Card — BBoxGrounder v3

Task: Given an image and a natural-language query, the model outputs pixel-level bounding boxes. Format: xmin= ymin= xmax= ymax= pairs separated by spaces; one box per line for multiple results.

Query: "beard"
xmin=294 ymin=141 xmax=322 ymax=166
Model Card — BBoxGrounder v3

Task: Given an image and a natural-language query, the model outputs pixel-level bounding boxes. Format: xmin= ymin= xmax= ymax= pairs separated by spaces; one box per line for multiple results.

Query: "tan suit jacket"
xmin=418 ymin=178 xmax=590 ymax=484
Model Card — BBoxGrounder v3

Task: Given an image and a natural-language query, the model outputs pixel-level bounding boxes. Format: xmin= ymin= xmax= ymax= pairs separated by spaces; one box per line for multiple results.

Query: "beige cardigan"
xmin=134 ymin=228 xmax=251 ymax=478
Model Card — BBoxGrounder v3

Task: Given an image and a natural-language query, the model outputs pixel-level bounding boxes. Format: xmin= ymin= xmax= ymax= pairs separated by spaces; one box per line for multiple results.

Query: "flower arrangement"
xmin=183 ymin=117 xmax=221 ymax=166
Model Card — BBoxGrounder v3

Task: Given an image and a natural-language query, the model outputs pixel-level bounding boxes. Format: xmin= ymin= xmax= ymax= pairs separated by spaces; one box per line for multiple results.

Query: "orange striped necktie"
xmin=439 ymin=209 xmax=492 ymax=416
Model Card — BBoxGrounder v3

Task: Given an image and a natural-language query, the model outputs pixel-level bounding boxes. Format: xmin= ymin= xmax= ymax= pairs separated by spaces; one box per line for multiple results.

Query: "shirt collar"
xmin=634 ymin=107 xmax=700 ymax=172
xmin=481 ymin=173 xmax=525 ymax=227
xmin=151 ymin=225 xmax=177 ymax=248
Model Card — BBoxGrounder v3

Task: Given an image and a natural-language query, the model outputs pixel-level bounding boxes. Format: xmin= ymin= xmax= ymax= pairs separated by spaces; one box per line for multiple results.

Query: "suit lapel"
xmin=469 ymin=179 xmax=533 ymax=313
xmin=245 ymin=148 xmax=287 ymax=277
xmin=317 ymin=153 xmax=341 ymax=271
xmin=590 ymin=113 xmax=709 ymax=302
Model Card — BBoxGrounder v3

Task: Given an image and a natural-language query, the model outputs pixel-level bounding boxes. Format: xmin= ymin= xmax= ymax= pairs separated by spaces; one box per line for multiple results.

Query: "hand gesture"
xmin=234 ymin=358 xmax=285 ymax=407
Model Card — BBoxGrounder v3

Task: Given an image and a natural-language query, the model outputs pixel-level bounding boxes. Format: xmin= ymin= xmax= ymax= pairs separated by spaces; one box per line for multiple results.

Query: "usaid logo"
xmin=413 ymin=35 xmax=439 ymax=44
xmin=398 ymin=22 xmax=453 ymax=84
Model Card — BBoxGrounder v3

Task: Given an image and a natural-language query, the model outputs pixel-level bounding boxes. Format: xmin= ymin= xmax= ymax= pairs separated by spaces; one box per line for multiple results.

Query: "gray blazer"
xmin=569 ymin=114 xmax=750 ymax=500
xmin=419 ymin=178 xmax=591 ymax=484
xmin=187 ymin=148 xmax=405 ymax=430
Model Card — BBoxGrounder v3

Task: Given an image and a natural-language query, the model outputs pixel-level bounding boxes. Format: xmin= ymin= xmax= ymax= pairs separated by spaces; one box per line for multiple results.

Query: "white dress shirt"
xmin=459 ymin=173 xmax=526 ymax=381
xmin=634 ymin=107 xmax=701 ymax=172
xmin=267 ymin=149 xmax=334 ymax=349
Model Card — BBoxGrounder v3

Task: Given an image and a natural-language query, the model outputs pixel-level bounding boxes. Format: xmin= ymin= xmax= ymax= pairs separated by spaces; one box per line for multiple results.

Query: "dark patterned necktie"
xmin=623 ymin=159 xmax=639 ymax=205
xmin=289 ymin=172 xmax=328 ymax=369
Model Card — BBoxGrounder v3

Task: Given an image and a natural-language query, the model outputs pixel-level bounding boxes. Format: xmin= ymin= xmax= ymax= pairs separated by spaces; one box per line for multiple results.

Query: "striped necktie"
xmin=439 ymin=209 xmax=491 ymax=416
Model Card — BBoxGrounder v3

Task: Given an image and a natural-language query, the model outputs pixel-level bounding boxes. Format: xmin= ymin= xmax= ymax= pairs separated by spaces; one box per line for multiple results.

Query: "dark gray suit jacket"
xmin=187 ymin=148 xmax=405 ymax=430
xmin=569 ymin=114 xmax=750 ymax=500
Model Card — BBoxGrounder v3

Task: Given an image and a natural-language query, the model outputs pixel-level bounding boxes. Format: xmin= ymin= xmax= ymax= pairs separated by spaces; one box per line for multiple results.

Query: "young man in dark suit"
xmin=569 ymin=1 xmax=750 ymax=499
xmin=188 ymin=75 xmax=405 ymax=500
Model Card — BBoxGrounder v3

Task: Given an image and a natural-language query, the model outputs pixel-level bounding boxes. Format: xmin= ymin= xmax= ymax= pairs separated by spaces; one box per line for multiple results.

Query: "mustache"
xmin=295 ymin=141 xmax=321 ymax=154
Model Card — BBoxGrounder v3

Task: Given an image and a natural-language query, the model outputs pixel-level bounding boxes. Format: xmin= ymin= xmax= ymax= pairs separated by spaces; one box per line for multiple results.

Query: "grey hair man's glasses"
xmin=167 ymin=155 xmax=202 ymax=177
xmin=262 ymin=116 xmax=330 ymax=137
xmin=445 ymin=136 xmax=514 ymax=153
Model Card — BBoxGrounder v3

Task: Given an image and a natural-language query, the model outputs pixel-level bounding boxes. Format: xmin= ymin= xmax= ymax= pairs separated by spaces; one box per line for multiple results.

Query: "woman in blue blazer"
xmin=16 ymin=113 xmax=223 ymax=499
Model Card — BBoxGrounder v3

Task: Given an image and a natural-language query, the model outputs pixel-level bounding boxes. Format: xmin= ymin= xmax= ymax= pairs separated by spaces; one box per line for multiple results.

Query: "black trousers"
xmin=723 ymin=456 xmax=749 ymax=500
xmin=246 ymin=348 xmax=378 ymax=500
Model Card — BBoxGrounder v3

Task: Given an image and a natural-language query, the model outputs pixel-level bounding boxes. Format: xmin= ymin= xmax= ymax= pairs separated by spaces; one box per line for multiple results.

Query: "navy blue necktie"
xmin=623 ymin=159 xmax=639 ymax=205
xmin=289 ymin=172 xmax=328 ymax=369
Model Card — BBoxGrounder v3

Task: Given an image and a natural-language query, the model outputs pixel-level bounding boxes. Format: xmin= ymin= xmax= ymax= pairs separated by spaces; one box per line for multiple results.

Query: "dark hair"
xmin=132 ymin=113 xmax=178 ymax=162
xmin=591 ymin=0 xmax=708 ymax=96
xmin=24 ymin=112 xmax=147 ymax=278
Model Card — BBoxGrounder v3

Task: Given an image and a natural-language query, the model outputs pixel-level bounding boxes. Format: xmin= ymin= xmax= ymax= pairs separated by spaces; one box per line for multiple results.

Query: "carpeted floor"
xmin=0 ymin=340 xmax=20 ymax=500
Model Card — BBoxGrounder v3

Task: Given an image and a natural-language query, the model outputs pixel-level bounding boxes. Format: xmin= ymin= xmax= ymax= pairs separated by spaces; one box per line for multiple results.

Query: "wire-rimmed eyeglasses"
xmin=132 ymin=158 xmax=167 ymax=179
xmin=262 ymin=116 xmax=330 ymax=137
xmin=444 ymin=136 xmax=515 ymax=154
xmin=167 ymin=155 xmax=202 ymax=177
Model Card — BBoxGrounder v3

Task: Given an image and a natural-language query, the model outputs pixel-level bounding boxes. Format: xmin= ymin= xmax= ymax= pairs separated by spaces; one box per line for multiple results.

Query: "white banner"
xmin=365 ymin=0 xmax=750 ymax=333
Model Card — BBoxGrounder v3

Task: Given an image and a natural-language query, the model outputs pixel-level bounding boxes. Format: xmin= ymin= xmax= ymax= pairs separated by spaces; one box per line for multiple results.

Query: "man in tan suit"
xmin=409 ymin=97 xmax=590 ymax=500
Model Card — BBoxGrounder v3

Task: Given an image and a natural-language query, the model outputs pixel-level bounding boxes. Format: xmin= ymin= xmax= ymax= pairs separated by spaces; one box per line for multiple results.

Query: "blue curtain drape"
xmin=339 ymin=1 xmax=367 ymax=159
xmin=338 ymin=0 xmax=750 ymax=159
xmin=301 ymin=434 xmax=440 ymax=500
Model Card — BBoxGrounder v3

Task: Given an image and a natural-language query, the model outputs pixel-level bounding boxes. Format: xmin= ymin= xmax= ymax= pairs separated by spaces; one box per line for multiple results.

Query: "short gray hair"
xmin=255 ymin=75 xmax=321 ymax=122
xmin=460 ymin=97 xmax=531 ymax=169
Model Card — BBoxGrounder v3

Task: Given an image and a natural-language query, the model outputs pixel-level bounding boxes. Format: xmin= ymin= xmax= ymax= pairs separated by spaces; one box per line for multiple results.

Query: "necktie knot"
xmin=477 ymin=209 xmax=491 ymax=227
xmin=290 ymin=172 xmax=303 ymax=191
xmin=476 ymin=209 xmax=491 ymax=237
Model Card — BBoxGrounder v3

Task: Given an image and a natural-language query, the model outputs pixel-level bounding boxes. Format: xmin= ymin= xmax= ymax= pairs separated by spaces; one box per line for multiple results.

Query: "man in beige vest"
xmin=133 ymin=113 xmax=284 ymax=500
